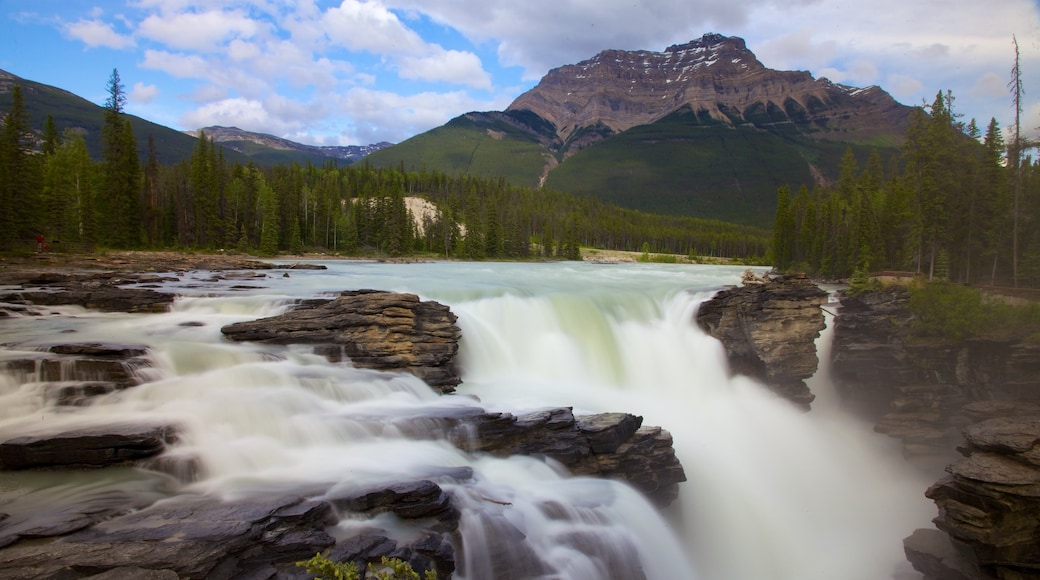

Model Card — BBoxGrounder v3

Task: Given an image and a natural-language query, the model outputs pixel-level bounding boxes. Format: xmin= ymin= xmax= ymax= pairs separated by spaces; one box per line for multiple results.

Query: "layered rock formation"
xmin=829 ymin=287 xmax=1040 ymax=578
xmin=905 ymin=416 xmax=1040 ymax=579
xmin=507 ymin=33 xmax=909 ymax=156
xmin=695 ymin=272 xmax=828 ymax=408
xmin=220 ymin=289 xmax=464 ymax=392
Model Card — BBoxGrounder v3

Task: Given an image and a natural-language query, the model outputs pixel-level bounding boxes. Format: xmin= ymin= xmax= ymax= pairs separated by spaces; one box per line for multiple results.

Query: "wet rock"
xmin=442 ymin=407 xmax=684 ymax=505
xmin=329 ymin=480 xmax=453 ymax=520
xmin=0 ymin=494 xmax=336 ymax=579
xmin=903 ymin=528 xmax=976 ymax=580
xmin=695 ymin=272 xmax=827 ymax=409
xmin=220 ymin=290 xmax=462 ymax=392
xmin=0 ymin=424 xmax=178 ymax=469
xmin=830 ymin=287 xmax=915 ymax=417
xmin=0 ymin=288 xmax=174 ymax=313
xmin=910 ymin=416 xmax=1040 ymax=579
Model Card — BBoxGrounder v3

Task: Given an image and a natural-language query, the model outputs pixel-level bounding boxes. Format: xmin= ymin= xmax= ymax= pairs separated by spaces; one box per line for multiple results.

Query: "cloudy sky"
xmin=2 ymin=0 xmax=1039 ymax=146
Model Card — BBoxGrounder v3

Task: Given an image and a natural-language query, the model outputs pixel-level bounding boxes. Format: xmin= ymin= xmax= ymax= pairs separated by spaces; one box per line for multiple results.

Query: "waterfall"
xmin=0 ymin=262 xmax=934 ymax=579
xmin=453 ymin=279 xmax=935 ymax=580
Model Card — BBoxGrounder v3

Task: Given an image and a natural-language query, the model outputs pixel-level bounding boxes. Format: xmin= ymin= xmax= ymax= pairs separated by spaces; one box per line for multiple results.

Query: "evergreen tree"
xmin=42 ymin=130 xmax=96 ymax=247
xmin=771 ymin=185 xmax=795 ymax=270
xmin=0 ymin=85 xmax=41 ymax=250
xmin=99 ymin=69 xmax=141 ymax=248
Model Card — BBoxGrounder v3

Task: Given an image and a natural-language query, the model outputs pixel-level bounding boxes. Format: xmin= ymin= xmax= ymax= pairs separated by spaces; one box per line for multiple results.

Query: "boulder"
xmin=220 ymin=290 xmax=462 ymax=392
xmin=695 ymin=272 xmax=828 ymax=408
xmin=0 ymin=423 xmax=178 ymax=469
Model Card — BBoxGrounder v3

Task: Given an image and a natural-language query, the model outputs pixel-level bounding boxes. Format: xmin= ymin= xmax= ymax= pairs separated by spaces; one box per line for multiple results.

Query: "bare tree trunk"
xmin=1010 ymin=35 xmax=1023 ymax=288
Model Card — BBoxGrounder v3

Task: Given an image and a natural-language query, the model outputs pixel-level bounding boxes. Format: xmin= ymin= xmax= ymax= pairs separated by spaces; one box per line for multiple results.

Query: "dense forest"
xmin=772 ymin=89 xmax=1040 ymax=288
xmin=0 ymin=71 xmax=768 ymax=261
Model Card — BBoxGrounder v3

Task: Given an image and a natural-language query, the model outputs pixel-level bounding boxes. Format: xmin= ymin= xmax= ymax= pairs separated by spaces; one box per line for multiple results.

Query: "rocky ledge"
xmin=695 ymin=272 xmax=828 ymax=409
xmin=221 ymin=289 xmax=463 ymax=392
xmin=905 ymin=415 xmax=1040 ymax=579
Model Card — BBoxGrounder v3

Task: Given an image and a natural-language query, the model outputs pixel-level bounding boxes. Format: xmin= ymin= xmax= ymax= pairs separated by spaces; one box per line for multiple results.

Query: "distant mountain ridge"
xmin=364 ymin=33 xmax=914 ymax=227
xmin=189 ymin=126 xmax=392 ymax=163
xmin=507 ymin=32 xmax=909 ymax=157
xmin=0 ymin=68 xmax=389 ymax=166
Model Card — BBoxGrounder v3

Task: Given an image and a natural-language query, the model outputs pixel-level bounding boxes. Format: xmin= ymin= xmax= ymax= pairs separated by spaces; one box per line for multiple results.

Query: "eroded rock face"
xmin=832 ymin=289 xmax=1040 ymax=467
xmin=694 ymin=273 xmax=828 ymax=408
xmin=905 ymin=416 xmax=1040 ymax=580
xmin=220 ymin=290 xmax=463 ymax=392
xmin=831 ymin=288 xmax=1040 ymax=577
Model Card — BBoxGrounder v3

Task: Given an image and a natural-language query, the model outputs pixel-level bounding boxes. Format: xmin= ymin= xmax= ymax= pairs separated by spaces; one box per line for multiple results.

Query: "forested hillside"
xmin=0 ymin=78 xmax=768 ymax=261
xmin=772 ymin=91 xmax=1040 ymax=288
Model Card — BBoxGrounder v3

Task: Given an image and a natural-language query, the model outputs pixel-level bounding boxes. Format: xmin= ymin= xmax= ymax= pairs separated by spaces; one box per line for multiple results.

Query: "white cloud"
xmin=970 ymin=72 xmax=1008 ymax=98
xmin=886 ymin=74 xmax=925 ymax=99
xmin=181 ymin=97 xmax=270 ymax=131
xmin=337 ymin=87 xmax=512 ymax=144
xmin=130 ymin=82 xmax=160 ymax=103
xmin=322 ymin=0 xmax=426 ymax=54
xmin=398 ymin=48 xmax=492 ymax=89
xmin=64 ymin=19 xmax=135 ymax=49
xmin=137 ymin=9 xmax=264 ymax=52
xmin=141 ymin=49 xmax=209 ymax=79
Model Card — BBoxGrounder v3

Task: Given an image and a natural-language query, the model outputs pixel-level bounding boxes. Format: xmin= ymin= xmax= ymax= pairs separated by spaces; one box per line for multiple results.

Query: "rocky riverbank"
xmin=0 ymin=253 xmax=687 ymax=578
xmin=830 ymin=287 xmax=1040 ymax=579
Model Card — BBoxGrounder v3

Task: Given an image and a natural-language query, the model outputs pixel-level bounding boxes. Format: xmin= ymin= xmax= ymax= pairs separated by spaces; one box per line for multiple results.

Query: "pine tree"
xmin=0 ymin=85 xmax=41 ymax=250
xmin=771 ymin=185 xmax=795 ymax=270
xmin=99 ymin=69 xmax=141 ymax=248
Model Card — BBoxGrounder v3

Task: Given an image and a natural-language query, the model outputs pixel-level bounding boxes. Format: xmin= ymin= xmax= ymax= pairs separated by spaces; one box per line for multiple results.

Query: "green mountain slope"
xmin=544 ymin=107 xmax=891 ymax=228
xmin=0 ymin=69 xmax=216 ymax=165
xmin=364 ymin=113 xmax=551 ymax=188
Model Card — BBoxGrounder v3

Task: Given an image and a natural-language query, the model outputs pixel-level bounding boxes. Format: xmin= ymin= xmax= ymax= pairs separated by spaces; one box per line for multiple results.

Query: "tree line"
xmin=772 ymin=90 xmax=1040 ymax=288
xmin=0 ymin=70 xmax=769 ymax=261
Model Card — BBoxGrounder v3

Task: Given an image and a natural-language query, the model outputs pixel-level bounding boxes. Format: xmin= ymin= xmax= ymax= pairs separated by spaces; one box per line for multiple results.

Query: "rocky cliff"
xmin=694 ymin=272 xmax=828 ymax=408
xmin=830 ymin=288 xmax=1040 ymax=578
xmin=507 ymin=33 xmax=909 ymax=157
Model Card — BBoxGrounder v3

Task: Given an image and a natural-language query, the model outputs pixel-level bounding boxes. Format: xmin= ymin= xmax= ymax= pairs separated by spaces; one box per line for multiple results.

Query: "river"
xmin=0 ymin=260 xmax=935 ymax=579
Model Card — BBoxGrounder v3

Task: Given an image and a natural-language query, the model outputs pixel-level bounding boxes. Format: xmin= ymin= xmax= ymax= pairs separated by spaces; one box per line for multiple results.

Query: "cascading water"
xmin=0 ymin=261 xmax=934 ymax=579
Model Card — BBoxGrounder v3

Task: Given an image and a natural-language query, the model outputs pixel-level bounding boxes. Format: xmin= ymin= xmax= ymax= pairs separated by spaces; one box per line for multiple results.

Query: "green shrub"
xmin=908 ymin=282 xmax=985 ymax=340
xmin=296 ymin=553 xmax=436 ymax=580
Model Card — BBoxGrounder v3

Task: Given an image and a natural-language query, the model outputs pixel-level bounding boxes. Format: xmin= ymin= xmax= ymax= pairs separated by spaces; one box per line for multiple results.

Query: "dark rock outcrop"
xmin=0 ymin=494 xmax=337 ymax=580
xmin=832 ymin=288 xmax=1040 ymax=467
xmin=695 ymin=272 xmax=828 ymax=408
xmin=0 ymin=287 xmax=174 ymax=313
xmin=375 ymin=406 xmax=686 ymax=505
xmin=905 ymin=416 xmax=1040 ymax=580
xmin=220 ymin=290 xmax=463 ymax=392
xmin=0 ymin=423 xmax=178 ymax=469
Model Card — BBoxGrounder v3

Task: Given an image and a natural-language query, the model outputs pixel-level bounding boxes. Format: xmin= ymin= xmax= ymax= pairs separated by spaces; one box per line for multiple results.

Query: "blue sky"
xmin=2 ymin=0 xmax=1039 ymax=146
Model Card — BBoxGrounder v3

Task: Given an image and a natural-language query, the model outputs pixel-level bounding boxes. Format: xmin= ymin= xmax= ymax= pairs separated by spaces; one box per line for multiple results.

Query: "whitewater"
xmin=0 ymin=260 xmax=935 ymax=579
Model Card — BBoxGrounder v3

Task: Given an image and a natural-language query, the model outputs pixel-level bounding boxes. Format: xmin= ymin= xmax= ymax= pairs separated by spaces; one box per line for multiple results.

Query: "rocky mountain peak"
xmin=505 ymin=33 xmax=907 ymax=157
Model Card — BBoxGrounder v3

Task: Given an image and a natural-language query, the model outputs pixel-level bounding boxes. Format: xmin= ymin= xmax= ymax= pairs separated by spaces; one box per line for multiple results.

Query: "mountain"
xmin=0 ymin=69 xmax=388 ymax=167
xmin=365 ymin=33 xmax=913 ymax=227
xmin=0 ymin=68 xmax=210 ymax=165
xmin=189 ymin=126 xmax=392 ymax=165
